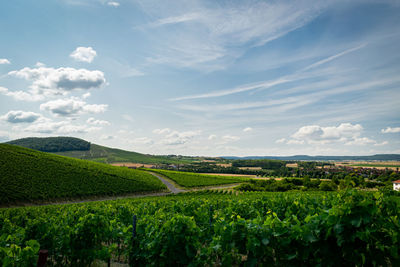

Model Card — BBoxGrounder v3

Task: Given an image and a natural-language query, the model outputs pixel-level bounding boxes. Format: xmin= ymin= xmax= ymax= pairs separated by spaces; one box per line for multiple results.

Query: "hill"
xmin=0 ymin=144 xmax=166 ymax=205
xmin=6 ymin=136 xmax=191 ymax=164
xmin=224 ymin=154 xmax=400 ymax=161
xmin=55 ymin=144 xmax=191 ymax=164
xmin=6 ymin=136 xmax=90 ymax=152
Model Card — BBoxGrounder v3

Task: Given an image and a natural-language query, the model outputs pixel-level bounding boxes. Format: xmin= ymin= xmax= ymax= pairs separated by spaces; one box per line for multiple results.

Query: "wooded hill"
xmin=6 ymin=137 xmax=191 ymax=164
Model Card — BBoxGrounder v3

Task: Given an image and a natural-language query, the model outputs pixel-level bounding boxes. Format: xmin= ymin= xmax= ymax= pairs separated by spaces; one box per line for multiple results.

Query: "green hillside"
xmin=54 ymin=144 xmax=189 ymax=164
xmin=0 ymin=144 xmax=166 ymax=205
xmin=6 ymin=136 xmax=191 ymax=164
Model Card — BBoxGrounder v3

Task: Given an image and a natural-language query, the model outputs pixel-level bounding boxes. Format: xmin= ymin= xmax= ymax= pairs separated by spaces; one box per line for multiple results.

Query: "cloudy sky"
xmin=1 ymin=0 xmax=400 ymax=156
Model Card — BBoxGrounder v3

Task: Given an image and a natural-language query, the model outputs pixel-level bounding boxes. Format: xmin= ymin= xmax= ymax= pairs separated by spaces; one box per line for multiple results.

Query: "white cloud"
xmin=275 ymin=138 xmax=286 ymax=144
xmin=87 ymin=117 xmax=110 ymax=125
xmin=160 ymin=130 xmax=200 ymax=145
xmin=1 ymin=110 xmax=41 ymax=123
xmin=243 ymin=127 xmax=253 ymax=132
xmin=105 ymin=59 xmax=145 ymax=77
xmin=374 ymin=141 xmax=389 ymax=146
xmin=208 ymin=134 xmax=217 ymax=140
xmin=8 ymin=66 xmax=106 ymax=98
xmin=58 ymin=124 xmax=100 ymax=133
xmin=291 ymin=125 xmax=324 ymax=141
xmin=321 ymin=124 xmax=364 ymax=140
xmin=153 ymin=128 xmax=171 ymax=134
xmin=132 ymin=137 xmax=154 ymax=145
xmin=381 ymin=127 xmax=400 ymax=133
xmin=170 ymin=44 xmax=368 ymax=102
xmin=0 ymin=59 xmax=10 ymax=64
xmin=140 ymin=1 xmax=327 ymax=70
xmin=222 ymin=135 xmax=240 ymax=142
xmin=286 ymin=139 xmax=305 ymax=145
xmin=82 ymin=92 xmax=91 ymax=99
xmin=35 ymin=62 xmax=45 ymax=67
xmin=101 ymin=135 xmax=114 ymax=140
xmin=0 ymin=130 xmax=9 ymax=142
xmin=23 ymin=120 xmax=66 ymax=133
xmin=107 ymin=1 xmax=120 ymax=7
xmin=148 ymin=13 xmax=201 ymax=27
xmin=345 ymin=137 xmax=376 ymax=146
xmin=40 ymin=98 xmax=107 ymax=117
xmin=0 ymin=86 xmax=44 ymax=101
xmin=122 ymin=114 xmax=134 ymax=122
xmin=302 ymin=44 xmax=367 ymax=71
xmin=70 ymin=47 xmax=97 ymax=63
xmin=23 ymin=119 xmax=100 ymax=134
xmin=122 ymin=67 xmax=144 ymax=77
xmin=287 ymin=123 xmax=377 ymax=146
xmin=170 ymin=76 xmax=292 ymax=101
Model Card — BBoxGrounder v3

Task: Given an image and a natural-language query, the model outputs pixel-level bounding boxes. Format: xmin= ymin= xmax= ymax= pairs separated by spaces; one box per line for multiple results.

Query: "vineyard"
xmin=1 ymin=190 xmax=399 ymax=266
xmin=148 ymin=169 xmax=250 ymax=187
xmin=0 ymin=144 xmax=166 ymax=205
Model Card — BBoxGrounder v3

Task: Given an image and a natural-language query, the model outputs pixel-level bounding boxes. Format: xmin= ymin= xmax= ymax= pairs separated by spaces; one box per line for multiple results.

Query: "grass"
xmin=0 ymin=144 xmax=166 ymax=205
xmin=148 ymin=169 xmax=250 ymax=187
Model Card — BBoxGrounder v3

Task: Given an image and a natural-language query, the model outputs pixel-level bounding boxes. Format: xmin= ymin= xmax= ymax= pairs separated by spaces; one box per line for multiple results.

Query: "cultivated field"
xmin=286 ymin=163 xmax=298 ymax=168
xmin=111 ymin=162 xmax=155 ymax=168
xmin=199 ymin=172 xmax=257 ymax=178
xmin=336 ymin=161 xmax=400 ymax=170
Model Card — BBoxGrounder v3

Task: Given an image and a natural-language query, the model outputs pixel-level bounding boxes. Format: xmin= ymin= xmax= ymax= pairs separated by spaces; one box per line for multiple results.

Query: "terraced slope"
xmin=0 ymin=144 xmax=166 ymax=205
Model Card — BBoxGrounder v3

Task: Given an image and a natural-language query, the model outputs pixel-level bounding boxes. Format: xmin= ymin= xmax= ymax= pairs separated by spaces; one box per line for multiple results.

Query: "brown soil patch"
xmin=238 ymin=167 xmax=262 ymax=170
xmin=286 ymin=163 xmax=298 ymax=168
xmin=199 ymin=173 xmax=257 ymax=178
xmin=216 ymin=163 xmax=232 ymax=167
xmin=111 ymin=163 xmax=155 ymax=168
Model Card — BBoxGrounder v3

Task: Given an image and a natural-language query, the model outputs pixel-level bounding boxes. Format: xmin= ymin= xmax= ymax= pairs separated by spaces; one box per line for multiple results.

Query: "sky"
xmin=0 ymin=0 xmax=400 ymax=156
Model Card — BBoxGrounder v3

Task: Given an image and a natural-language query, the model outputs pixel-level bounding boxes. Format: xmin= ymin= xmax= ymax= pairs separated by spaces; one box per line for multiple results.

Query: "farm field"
xmin=0 ymin=144 xmax=166 ymax=205
xmin=1 ymin=190 xmax=398 ymax=266
xmin=336 ymin=161 xmax=400 ymax=170
xmin=111 ymin=162 xmax=156 ymax=168
xmin=199 ymin=172 xmax=257 ymax=177
xmin=148 ymin=169 xmax=251 ymax=187
xmin=350 ymin=164 xmax=400 ymax=169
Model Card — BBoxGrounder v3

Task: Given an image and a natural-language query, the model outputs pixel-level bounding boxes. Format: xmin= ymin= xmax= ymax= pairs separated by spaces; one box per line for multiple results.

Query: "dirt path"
xmin=189 ymin=183 xmax=240 ymax=191
xmin=147 ymin=171 xmax=242 ymax=192
xmin=147 ymin=172 xmax=186 ymax=193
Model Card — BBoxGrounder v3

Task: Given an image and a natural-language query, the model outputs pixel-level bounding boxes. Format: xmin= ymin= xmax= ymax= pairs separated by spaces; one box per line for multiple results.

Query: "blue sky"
xmin=0 ymin=0 xmax=399 ymax=156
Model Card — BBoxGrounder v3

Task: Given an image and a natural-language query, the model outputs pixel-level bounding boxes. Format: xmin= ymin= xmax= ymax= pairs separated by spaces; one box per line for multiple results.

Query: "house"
xmin=393 ymin=180 xmax=400 ymax=191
